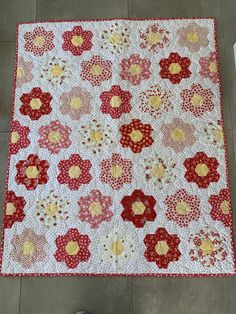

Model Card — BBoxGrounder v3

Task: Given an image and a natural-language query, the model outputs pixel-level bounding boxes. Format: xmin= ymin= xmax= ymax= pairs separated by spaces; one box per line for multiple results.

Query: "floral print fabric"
xmin=1 ymin=19 xmax=235 ymax=276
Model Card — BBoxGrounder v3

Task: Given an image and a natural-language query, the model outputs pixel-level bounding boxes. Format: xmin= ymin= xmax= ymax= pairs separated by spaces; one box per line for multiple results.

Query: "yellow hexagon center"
xmin=110 ymin=164 xmax=123 ymax=178
xmin=68 ymin=166 xmax=81 ymax=179
xmin=48 ymin=130 xmax=61 ymax=144
xmin=195 ymin=163 xmax=209 ymax=177
xmin=170 ymin=128 xmax=186 ymax=142
xmin=155 ymin=241 xmax=169 ymax=255
xmin=51 ymin=65 xmax=63 ymax=77
xmin=110 ymin=96 xmax=122 ymax=108
xmin=17 ymin=66 xmax=25 ymax=78
xmin=6 ymin=202 xmax=16 ymax=215
xmin=147 ymin=32 xmax=161 ymax=44
xmin=214 ymin=128 xmax=223 ymax=141
xmin=200 ymin=239 xmax=214 ymax=255
xmin=129 ymin=130 xmax=143 ymax=142
xmin=109 ymin=33 xmax=123 ymax=45
xmin=29 ymin=98 xmax=42 ymax=110
xmin=110 ymin=241 xmax=124 ymax=256
xmin=151 ymin=163 xmax=165 ymax=178
xmin=132 ymin=201 xmax=146 ymax=215
xmin=71 ymin=35 xmax=84 ymax=47
xmin=128 ymin=64 xmax=142 ymax=75
xmin=191 ymin=94 xmax=204 ymax=107
xmin=90 ymin=130 xmax=102 ymax=143
xmin=176 ymin=201 xmax=190 ymax=215
xmin=91 ymin=64 xmax=103 ymax=76
xmin=89 ymin=201 xmax=103 ymax=217
xmin=45 ymin=203 xmax=58 ymax=216
xmin=65 ymin=241 xmax=80 ymax=256
xmin=22 ymin=241 xmax=35 ymax=256
xmin=187 ymin=32 xmax=199 ymax=43
xmin=209 ymin=62 xmax=217 ymax=73
xmin=33 ymin=35 xmax=45 ymax=47
xmin=149 ymin=95 xmax=162 ymax=109
xmin=11 ymin=131 xmax=20 ymax=144
xmin=169 ymin=63 xmax=181 ymax=74
xmin=70 ymin=97 xmax=83 ymax=110
xmin=220 ymin=200 xmax=230 ymax=215
xmin=25 ymin=166 xmax=39 ymax=179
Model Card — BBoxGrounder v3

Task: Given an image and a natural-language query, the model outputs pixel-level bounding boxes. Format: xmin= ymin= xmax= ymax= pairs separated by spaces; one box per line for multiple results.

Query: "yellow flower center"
xmin=33 ymin=35 xmax=45 ymax=47
xmin=195 ymin=163 xmax=209 ymax=177
xmin=89 ymin=201 xmax=103 ymax=217
xmin=220 ymin=200 xmax=230 ymax=215
xmin=17 ymin=66 xmax=25 ymax=78
xmin=187 ymin=32 xmax=199 ymax=43
xmin=128 ymin=64 xmax=142 ymax=75
xmin=176 ymin=201 xmax=190 ymax=215
xmin=132 ymin=201 xmax=146 ymax=215
xmin=71 ymin=35 xmax=84 ymax=47
xmin=48 ymin=130 xmax=61 ymax=144
xmin=51 ymin=65 xmax=63 ymax=77
xmin=149 ymin=95 xmax=162 ymax=109
xmin=110 ymin=164 xmax=123 ymax=178
xmin=129 ymin=130 xmax=143 ymax=142
xmin=209 ymin=62 xmax=217 ymax=73
xmin=110 ymin=241 xmax=124 ymax=256
xmin=90 ymin=130 xmax=102 ymax=143
xmin=6 ymin=202 xmax=16 ymax=215
xmin=11 ymin=131 xmax=20 ymax=144
xmin=200 ymin=239 xmax=214 ymax=255
xmin=68 ymin=166 xmax=81 ymax=179
xmin=191 ymin=94 xmax=204 ymax=107
xmin=214 ymin=128 xmax=223 ymax=141
xmin=91 ymin=64 xmax=103 ymax=76
xmin=151 ymin=163 xmax=165 ymax=178
xmin=147 ymin=32 xmax=161 ymax=44
xmin=70 ymin=97 xmax=83 ymax=110
xmin=65 ymin=241 xmax=80 ymax=256
xmin=45 ymin=203 xmax=58 ymax=216
xmin=29 ymin=98 xmax=42 ymax=110
xmin=109 ymin=33 xmax=123 ymax=45
xmin=22 ymin=241 xmax=35 ymax=256
xmin=170 ymin=128 xmax=186 ymax=142
xmin=25 ymin=166 xmax=39 ymax=179
xmin=110 ymin=96 xmax=122 ymax=108
xmin=169 ymin=63 xmax=181 ymax=74
xmin=155 ymin=241 xmax=169 ymax=255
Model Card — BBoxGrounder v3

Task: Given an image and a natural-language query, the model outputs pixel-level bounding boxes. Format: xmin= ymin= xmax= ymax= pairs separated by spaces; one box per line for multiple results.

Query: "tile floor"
xmin=0 ymin=0 xmax=236 ymax=313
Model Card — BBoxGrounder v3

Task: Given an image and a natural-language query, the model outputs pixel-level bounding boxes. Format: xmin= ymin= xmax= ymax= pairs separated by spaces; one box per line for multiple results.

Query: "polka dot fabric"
xmin=1 ymin=18 xmax=236 ymax=277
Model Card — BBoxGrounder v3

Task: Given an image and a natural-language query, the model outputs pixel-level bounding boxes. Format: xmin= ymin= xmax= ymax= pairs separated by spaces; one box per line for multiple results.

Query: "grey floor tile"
xmin=0 ymin=0 xmax=36 ymax=41
xmin=221 ymin=0 xmax=236 ymax=35
xmin=0 ymin=277 xmax=21 ymax=314
xmin=37 ymin=0 xmax=128 ymax=21
xmin=20 ymin=277 xmax=132 ymax=314
xmin=133 ymin=277 xmax=236 ymax=314
xmin=0 ymin=43 xmax=16 ymax=133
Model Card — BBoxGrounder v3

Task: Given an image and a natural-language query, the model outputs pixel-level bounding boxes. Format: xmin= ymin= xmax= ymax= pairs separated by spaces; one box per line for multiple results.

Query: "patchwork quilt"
xmin=1 ymin=18 xmax=235 ymax=276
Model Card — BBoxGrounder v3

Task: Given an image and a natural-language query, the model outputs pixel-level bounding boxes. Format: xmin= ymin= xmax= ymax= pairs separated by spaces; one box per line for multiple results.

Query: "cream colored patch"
xmin=48 ymin=130 xmax=61 ymax=144
xmin=151 ymin=163 xmax=165 ymax=178
xmin=129 ymin=130 xmax=143 ymax=142
xmin=176 ymin=201 xmax=190 ymax=215
xmin=109 ymin=33 xmax=123 ymax=45
xmin=90 ymin=130 xmax=102 ymax=143
xmin=45 ymin=203 xmax=58 ymax=216
xmin=68 ymin=166 xmax=81 ymax=179
xmin=11 ymin=131 xmax=20 ymax=144
xmin=25 ymin=166 xmax=39 ymax=179
xmin=155 ymin=241 xmax=169 ymax=255
xmin=195 ymin=163 xmax=209 ymax=177
xmin=89 ymin=202 xmax=103 ymax=217
xmin=70 ymin=97 xmax=83 ymax=110
xmin=128 ymin=64 xmax=142 ymax=75
xmin=200 ymin=239 xmax=214 ymax=255
xmin=51 ymin=65 xmax=63 ymax=77
xmin=71 ymin=35 xmax=84 ymax=47
xmin=169 ymin=63 xmax=181 ymax=74
xmin=33 ymin=35 xmax=45 ymax=47
xmin=6 ymin=203 xmax=16 ymax=215
xmin=149 ymin=95 xmax=162 ymax=109
xmin=132 ymin=201 xmax=146 ymax=215
xmin=110 ymin=96 xmax=122 ymax=108
xmin=220 ymin=200 xmax=230 ymax=215
xmin=91 ymin=64 xmax=103 ymax=76
xmin=110 ymin=164 xmax=123 ymax=178
xmin=170 ymin=128 xmax=186 ymax=142
xmin=214 ymin=128 xmax=223 ymax=141
xmin=191 ymin=94 xmax=204 ymax=107
xmin=147 ymin=32 xmax=161 ymax=44
xmin=22 ymin=241 xmax=35 ymax=256
xmin=187 ymin=32 xmax=199 ymax=43
xmin=110 ymin=241 xmax=124 ymax=256
xmin=17 ymin=66 xmax=25 ymax=78
xmin=65 ymin=241 xmax=80 ymax=256
xmin=29 ymin=98 xmax=42 ymax=110
xmin=209 ymin=62 xmax=217 ymax=73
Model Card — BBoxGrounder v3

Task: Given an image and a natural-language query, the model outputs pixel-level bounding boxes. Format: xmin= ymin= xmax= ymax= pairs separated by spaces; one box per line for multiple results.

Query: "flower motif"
xmin=159 ymin=52 xmax=191 ymax=84
xmin=62 ymin=26 xmax=93 ymax=56
xmin=209 ymin=189 xmax=231 ymax=227
xmin=100 ymin=153 xmax=133 ymax=190
xmin=142 ymin=154 xmax=176 ymax=189
xmin=99 ymin=229 xmax=135 ymax=270
xmin=181 ymin=83 xmax=214 ymax=117
xmin=204 ymin=120 xmax=224 ymax=150
xmin=120 ymin=54 xmax=151 ymax=85
xmin=78 ymin=190 xmax=113 ymax=229
xmin=139 ymin=23 xmax=170 ymax=52
xmin=38 ymin=120 xmax=72 ymax=154
xmin=24 ymin=27 xmax=54 ymax=56
xmin=165 ymin=189 xmax=201 ymax=227
xmin=144 ymin=228 xmax=181 ymax=269
xmin=54 ymin=228 xmax=91 ymax=269
xmin=161 ymin=117 xmax=196 ymax=153
xmin=57 ymin=154 xmax=92 ymax=190
xmin=4 ymin=191 xmax=26 ymax=228
xmin=199 ymin=52 xmax=219 ymax=83
xmin=40 ymin=57 xmax=71 ymax=87
xmin=19 ymin=87 xmax=52 ymax=120
xmin=100 ymin=22 xmax=130 ymax=54
xmin=80 ymin=119 xmax=113 ymax=154
xmin=139 ymin=85 xmax=173 ymax=119
xmin=100 ymin=85 xmax=132 ymax=119
xmin=11 ymin=228 xmax=47 ymax=268
xmin=80 ymin=55 xmax=112 ymax=86
xmin=184 ymin=152 xmax=220 ymax=189
xmin=177 ymin=22 xmax=209 ymax=52
xmin=121 ymin=190 xmax=157 ymax=228
xmin=15 ymin=154 xmax=49 ymax=190
xmin=189 ymin=228 xmax=227 ymax=267
xmin=35 ymin=190 xmax=70 ymax=228
xmin=9 ymin=120 xmax=30 ymax=155
xmin=60 ymin=86 xmax=92 ymax=120
xmin=119 ymin=119 xmax=154 ymax=153
xmin=16 ymin=57 xmax=34 ymax=88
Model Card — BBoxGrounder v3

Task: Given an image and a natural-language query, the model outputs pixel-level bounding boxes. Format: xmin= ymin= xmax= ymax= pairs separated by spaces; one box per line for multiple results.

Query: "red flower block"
xmin=9 ymin=120 xmax=30 ymax=155
xmin=209 ymin=188 xmax=231 ymax=227
xmin=4 ymin=191 xmax=26 ymax=228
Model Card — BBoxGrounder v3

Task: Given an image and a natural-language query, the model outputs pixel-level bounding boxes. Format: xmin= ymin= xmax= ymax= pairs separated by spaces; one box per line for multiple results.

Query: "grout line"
xmin=36 ymin=0 xmax=38 ymax=21
xmin=18 ymin=278 xmax=22 ymax=314
xmin=127 ymin=0 xmax=130 ymax=18
xmin=0 ymin=41 xmax=15 ymax=43
xmin=131 ymin=277 xmax=134 ymax=314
